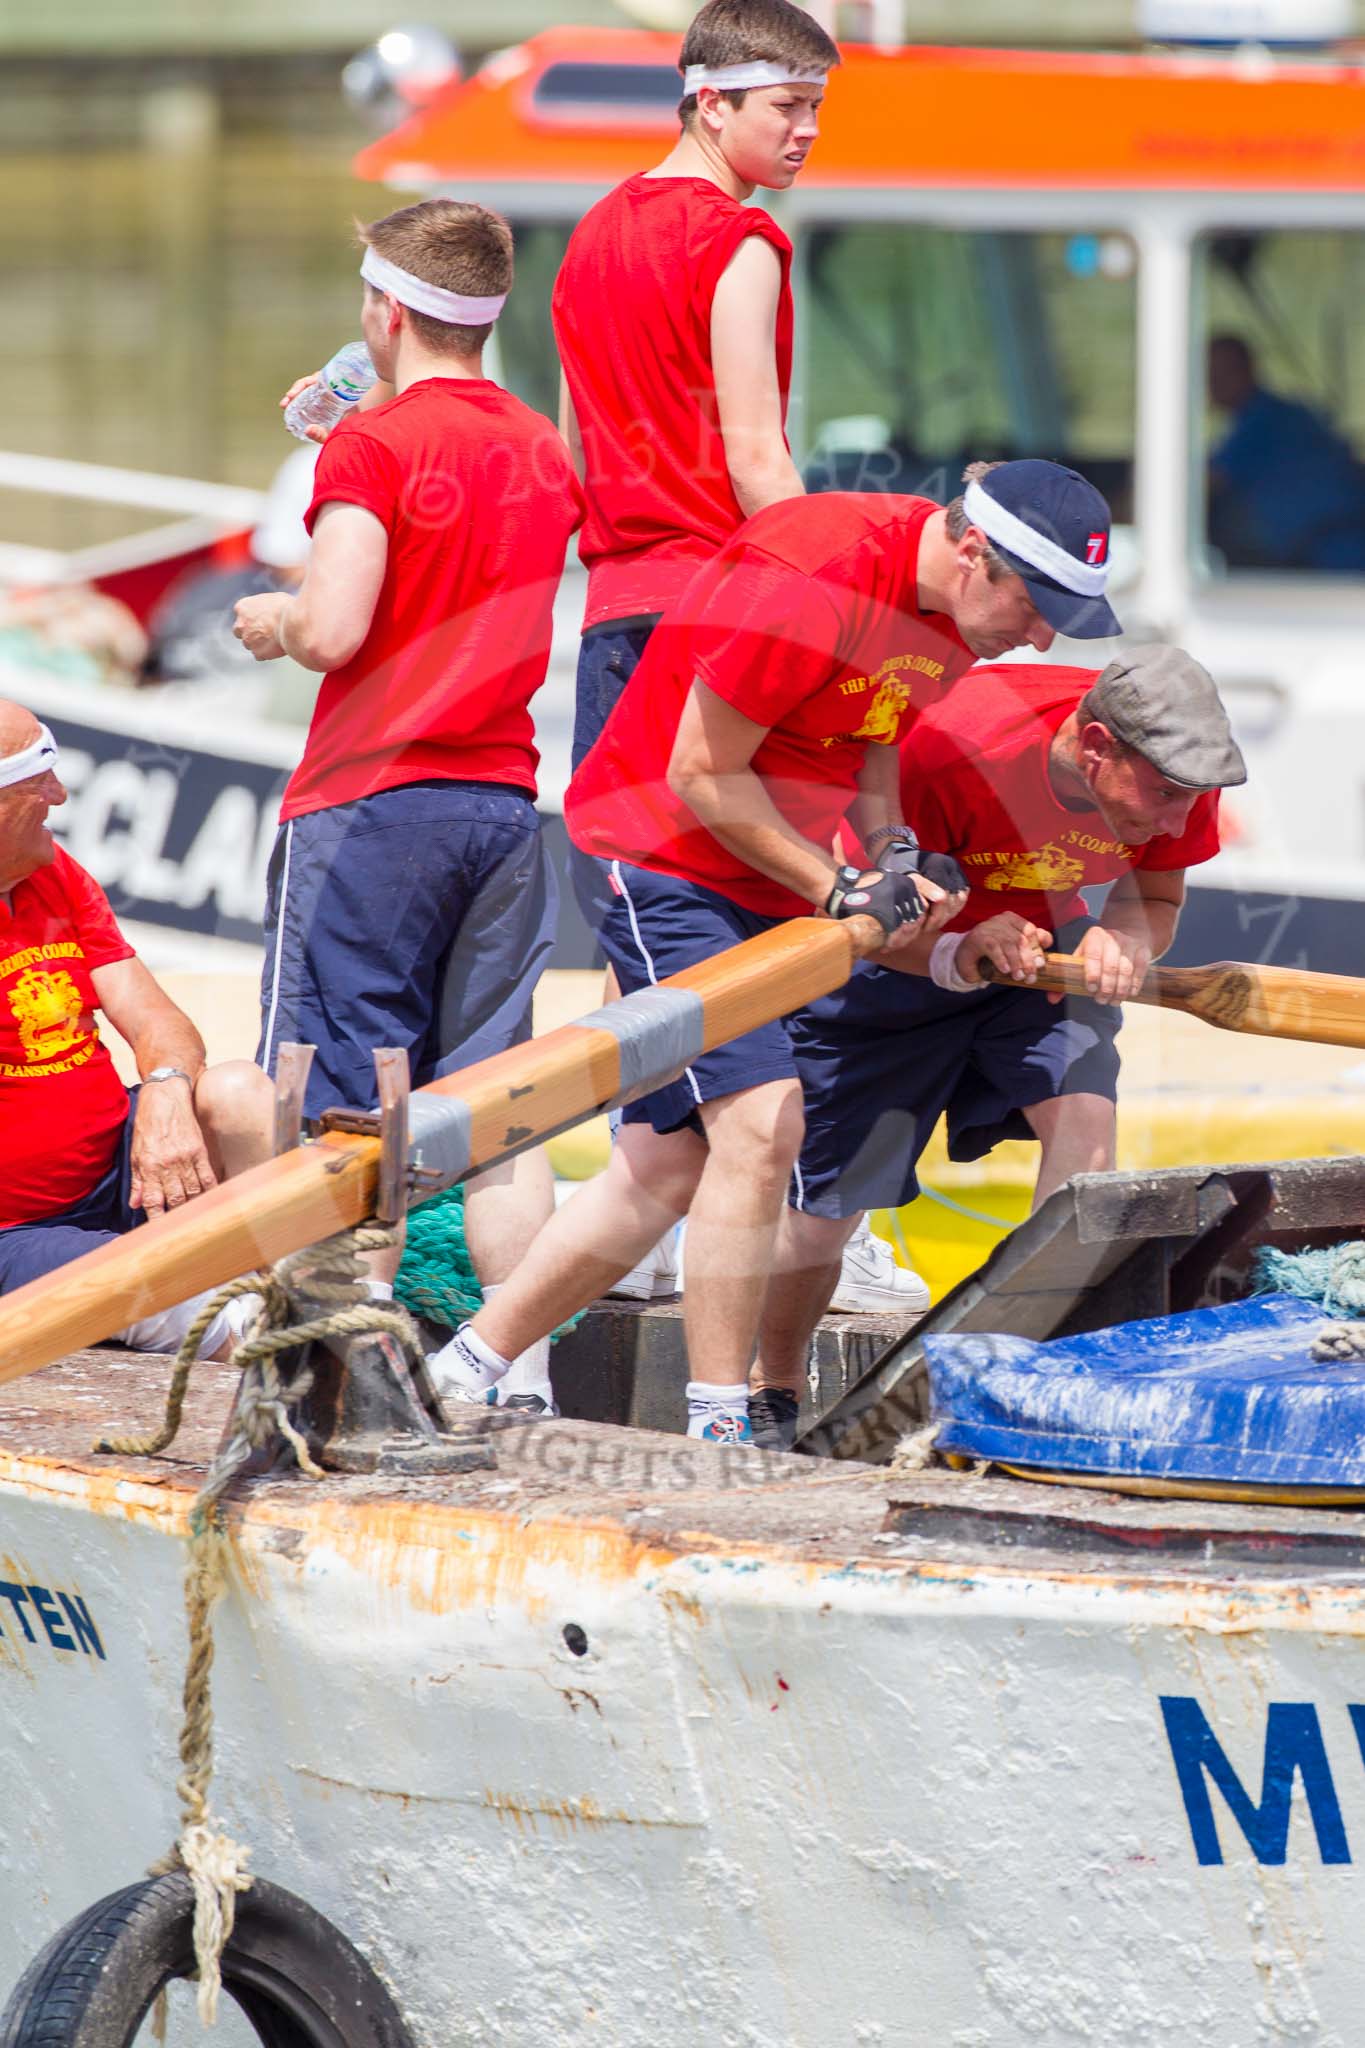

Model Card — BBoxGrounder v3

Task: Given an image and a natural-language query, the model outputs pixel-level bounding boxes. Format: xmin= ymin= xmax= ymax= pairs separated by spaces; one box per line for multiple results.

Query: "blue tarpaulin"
xmin=922 ymin=1295 xmax=1365 ymax=1487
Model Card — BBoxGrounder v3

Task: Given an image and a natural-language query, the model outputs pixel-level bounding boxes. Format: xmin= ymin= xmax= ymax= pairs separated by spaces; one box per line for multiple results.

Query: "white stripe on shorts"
xmin=611 ymin=860 xmax=704 ymax=1107
xmin=259 ymin=817 xmax=295 ymax=1075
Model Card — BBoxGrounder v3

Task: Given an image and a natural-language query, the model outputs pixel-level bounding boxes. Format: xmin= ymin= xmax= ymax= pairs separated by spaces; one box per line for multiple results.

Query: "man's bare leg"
xmin=1024 ymin=1093 xmax=1116 ymax=1210
xmin=683 ymin=1079 xmax=806 ymax=1390
xmin=194 ymin=1060 xmax=274 ymax=1179
xmin=462 ymin=1146 xmax=557 ymax=1402
xmin=463 ymin=1146 xmax=555 ymax=1286
xmin=438 ymin=1121 xmax=706 ymax=1399
xmin=753 ymin=1205 xmax=861 ymax=1396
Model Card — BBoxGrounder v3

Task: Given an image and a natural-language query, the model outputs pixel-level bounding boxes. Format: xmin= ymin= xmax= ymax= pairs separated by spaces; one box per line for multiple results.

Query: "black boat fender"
xmin=0 ymin=1873 xmax=414 ymax=2047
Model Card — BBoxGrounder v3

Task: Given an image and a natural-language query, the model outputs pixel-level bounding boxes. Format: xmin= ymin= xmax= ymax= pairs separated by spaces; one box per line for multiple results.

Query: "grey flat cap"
xmin=1082 ymin=644 xmax=1247 ymax=790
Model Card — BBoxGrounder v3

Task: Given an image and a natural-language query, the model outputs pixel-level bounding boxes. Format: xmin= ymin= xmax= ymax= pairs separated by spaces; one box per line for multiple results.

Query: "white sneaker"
xmin=607 ymin=1224 xmax=680 ymax=1302
xmin=828 ymin=1218 xmax=931 ymax=1317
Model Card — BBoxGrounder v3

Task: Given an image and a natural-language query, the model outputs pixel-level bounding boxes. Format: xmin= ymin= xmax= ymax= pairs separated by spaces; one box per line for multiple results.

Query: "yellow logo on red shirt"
xmin=978 ymin=843 xmax=1086 ymax=894
xmin=7 ymin=965 xmax=92 ymax=1067
xmin=855 ymin=673 xmax=914 ymax=743
xmin=827 ymin=652 xmax=948 ymax=749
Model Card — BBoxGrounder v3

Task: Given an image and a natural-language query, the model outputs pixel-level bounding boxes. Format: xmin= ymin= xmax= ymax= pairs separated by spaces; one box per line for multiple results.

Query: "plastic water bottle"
xmin=283 ymin=340 xmax=377 ymax=441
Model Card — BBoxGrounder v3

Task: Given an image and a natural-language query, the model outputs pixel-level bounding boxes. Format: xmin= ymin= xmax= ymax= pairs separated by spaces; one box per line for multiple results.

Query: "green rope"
xmin=1251 ymin=1241 xmax=1365 ymax=1320
xmin=395 ymin=1184 xmax=483 ymax=1328
xmin=394 ymin=1183 xmax=584 ymax=1340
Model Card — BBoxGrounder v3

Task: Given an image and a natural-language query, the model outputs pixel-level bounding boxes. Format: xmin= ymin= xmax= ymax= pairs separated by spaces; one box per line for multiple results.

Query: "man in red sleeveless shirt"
xmin=435 ymin=460 xmax=1117 ymax=1443
xmin=748 ymin=645 xmax=1244 ymax=1445
xmin=234 ymin=199 xmax=583 ymax=1415
xmin=552 ymin=0 xmax=837 ymax=775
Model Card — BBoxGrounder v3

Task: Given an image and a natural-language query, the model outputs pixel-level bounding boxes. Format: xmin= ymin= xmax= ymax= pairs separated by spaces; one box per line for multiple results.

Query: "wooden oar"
xmin=0 ymin=913 xmax=886 ymax=1387
xmin=981 ymin=953 xmax=1365 ymax=1050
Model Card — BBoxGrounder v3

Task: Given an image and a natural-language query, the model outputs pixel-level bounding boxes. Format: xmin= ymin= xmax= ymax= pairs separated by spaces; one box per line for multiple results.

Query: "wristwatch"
xmin=823 ymin=864 xmax=867 ymax=917
xmin=145 ymin=1066 xmax=193 ymax=1086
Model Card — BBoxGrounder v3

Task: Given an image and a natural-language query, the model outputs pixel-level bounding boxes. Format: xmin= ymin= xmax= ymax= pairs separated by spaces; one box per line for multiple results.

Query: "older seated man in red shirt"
xmin=0 ymin=700 xmax=273 ymax=1356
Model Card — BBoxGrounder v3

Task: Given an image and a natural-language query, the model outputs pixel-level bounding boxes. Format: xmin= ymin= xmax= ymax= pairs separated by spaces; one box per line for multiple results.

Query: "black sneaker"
xmin=747 ymin=1387 xmax=799 ymax=1452
xmin=500 ymin=1391 xmax=560 ymax=1420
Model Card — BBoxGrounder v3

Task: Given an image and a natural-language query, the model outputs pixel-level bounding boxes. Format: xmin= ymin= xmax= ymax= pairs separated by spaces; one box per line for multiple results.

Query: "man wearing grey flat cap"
xmin=746 ymin=644 xmax=1246 ymax=1448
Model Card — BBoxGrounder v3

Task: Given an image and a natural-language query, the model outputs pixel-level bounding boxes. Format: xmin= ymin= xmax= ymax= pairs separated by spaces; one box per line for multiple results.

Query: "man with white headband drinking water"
xmin=234 ymin=200 xmax=583 ymax=1416
xmin=0 ymin=699 xmax=274 ymax=1356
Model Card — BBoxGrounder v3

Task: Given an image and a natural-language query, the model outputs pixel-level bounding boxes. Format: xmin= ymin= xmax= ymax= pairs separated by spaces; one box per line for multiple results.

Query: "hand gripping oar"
xmin=980 ymin=953 xmax=1365 ymax=1051
xmin=0 ymin=914 xmax=888 ymax=1387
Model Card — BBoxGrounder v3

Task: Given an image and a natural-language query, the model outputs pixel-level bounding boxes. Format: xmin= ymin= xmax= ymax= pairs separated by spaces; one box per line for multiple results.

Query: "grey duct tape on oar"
xmin=401 ymin=986 xmax=705 ymax=1193
xmin=571 ymin=986 xmax=706 ymax=1101
xmin=407 ymin=1094 xmax=474 ymax=1189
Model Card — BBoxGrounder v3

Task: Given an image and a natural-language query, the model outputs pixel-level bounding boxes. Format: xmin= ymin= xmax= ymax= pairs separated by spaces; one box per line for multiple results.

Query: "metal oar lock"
xmin=243 ymin=1043 xmax=498 ymax=1479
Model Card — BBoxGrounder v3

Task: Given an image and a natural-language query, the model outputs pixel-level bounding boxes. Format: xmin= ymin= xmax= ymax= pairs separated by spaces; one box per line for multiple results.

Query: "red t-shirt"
xmin=566 ymin=495 xmax=975 ymax=917
xmin=552 ymin=175 xmax=794 ymax=631
xmin=900 ymin=664 xmax=1223 ymax=935
xmin=0 ymin=848 xmax=134 ymax=1231
xmin=281 ymin=378 xmax=584 ymax=821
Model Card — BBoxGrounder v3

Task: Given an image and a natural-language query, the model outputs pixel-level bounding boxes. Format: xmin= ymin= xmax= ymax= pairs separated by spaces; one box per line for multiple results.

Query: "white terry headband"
xmin=360 ymin=247 xmax=507 ymax=326
xmin=0 ymin=723 xmax=57 ymax=791
xmin=682 ymin=60 xmax=827 ymax=93
xmin=963 ymin=480 xmax=1109 ymax=597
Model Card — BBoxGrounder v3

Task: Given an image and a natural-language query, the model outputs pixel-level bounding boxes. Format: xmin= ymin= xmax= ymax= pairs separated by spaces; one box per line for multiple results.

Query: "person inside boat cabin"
xmin=429 ymin=459 xmax=1118 ymax=1446
xmin=232 ymin=199 xmax=584 ymax=1419
xmin=0 ymin=699 xmax=274 ymax=1355
xmin=744 ymin=643 xmax=1246 ymax=1447
xmin=552 ymin=0 xmax=837 ymax=792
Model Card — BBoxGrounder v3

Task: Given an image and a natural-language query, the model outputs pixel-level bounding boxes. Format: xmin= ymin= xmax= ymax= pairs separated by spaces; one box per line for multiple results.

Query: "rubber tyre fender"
xmin=0 ymin=1872 xmax=416 ymax=2048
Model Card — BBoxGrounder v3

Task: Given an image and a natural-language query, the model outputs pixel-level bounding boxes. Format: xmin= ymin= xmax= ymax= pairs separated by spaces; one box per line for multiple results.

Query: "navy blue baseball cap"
xmin=962 ymin=460 xmax=1121 ymax=640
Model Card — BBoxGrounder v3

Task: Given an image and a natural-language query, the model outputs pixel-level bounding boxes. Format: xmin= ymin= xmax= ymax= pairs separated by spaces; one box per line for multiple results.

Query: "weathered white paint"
xmin=2 ymin=1441 xmax=1364 ymax=2045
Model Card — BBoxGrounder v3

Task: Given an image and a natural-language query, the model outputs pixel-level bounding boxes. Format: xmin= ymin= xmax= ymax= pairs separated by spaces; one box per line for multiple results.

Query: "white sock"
xmin=482 ymin=1284 xmax=553 ymax=1404
xmin=426 ymin=1321 xmax=512 ymax=1403
xmin=685 ymin=1380 xmax=751 ymax=1441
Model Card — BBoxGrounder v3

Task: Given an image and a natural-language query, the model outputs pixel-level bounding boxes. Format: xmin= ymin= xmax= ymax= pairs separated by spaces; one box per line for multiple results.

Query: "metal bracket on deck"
xmin=278 ymin=1046 xmax=498 ymax=1476
xmin=272 ymin=1042 xmax=315 ymax=1155
xmin=372 ymin=1046 xmax=411 ymax=1225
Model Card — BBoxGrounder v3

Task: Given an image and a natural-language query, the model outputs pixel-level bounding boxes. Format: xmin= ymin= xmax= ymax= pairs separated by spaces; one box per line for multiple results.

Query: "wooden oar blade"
xmin=0 ymin=915 xmax=868 ymax=1389
xmin=0 ymin=1136 xmax=378 ymax=1388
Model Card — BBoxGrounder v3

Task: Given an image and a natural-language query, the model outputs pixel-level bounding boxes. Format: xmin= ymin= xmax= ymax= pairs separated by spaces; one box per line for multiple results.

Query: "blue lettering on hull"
xmin=0 ymin=1581 xmax=104 ymax=1661
xmin=1161 ymin=1695 xmax=1352 ymax=1865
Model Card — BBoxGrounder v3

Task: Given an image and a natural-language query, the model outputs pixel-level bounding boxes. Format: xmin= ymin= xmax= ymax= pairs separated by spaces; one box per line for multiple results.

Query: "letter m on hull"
xmin=1159 ymin=1696 xmax=1350 ymax=1866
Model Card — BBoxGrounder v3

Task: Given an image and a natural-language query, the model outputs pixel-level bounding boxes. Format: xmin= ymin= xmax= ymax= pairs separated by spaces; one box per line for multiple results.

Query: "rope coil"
xmin=97 ymin=1224 xmax=421 ymax=2025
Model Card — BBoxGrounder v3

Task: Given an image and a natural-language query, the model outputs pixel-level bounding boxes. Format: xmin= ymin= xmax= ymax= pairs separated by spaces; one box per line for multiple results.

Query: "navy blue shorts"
xmin=597 ymin=861 xmax=793 ymax=1137
xmin=569 ymin=616 xmax=660 ymax=948
xmin=571 ymin=615 xmax=661 ymax=772
xmin=0 ymin=1090 xmax=141 ymax=1294
xmin=258 ymin=780 xmax=558 ymax=1119
xmin=791 ymin=921 xmax=1121 ymax=1218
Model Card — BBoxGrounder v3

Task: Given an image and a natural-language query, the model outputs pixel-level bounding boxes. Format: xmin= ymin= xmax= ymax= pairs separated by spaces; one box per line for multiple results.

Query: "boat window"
xmin=494 ymin=222 xmax=573 ymax=422
xmin=1195 ymin=231 xmax=1365 ymax=578
xmin=532 ymin=62 xmax=680 ymax=120
xmin=799 ymin=224 xmax=1137 ymax=523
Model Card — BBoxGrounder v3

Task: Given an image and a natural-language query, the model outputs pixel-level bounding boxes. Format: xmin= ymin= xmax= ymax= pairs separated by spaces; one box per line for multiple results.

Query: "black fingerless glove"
xmin=823 ymin=863 xmax=924 ymax=935
xmin=875 ymin=832 xmax=968 ymax=898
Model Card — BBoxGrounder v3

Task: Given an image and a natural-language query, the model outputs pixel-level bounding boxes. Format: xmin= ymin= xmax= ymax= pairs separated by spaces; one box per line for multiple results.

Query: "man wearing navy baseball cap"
xmin=953 ymin=457 xmax=1122 ymax=642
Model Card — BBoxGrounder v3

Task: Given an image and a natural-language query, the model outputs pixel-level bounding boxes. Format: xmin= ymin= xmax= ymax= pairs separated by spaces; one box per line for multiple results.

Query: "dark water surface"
xmin=0 ymin=64 xmax=393 ymax=551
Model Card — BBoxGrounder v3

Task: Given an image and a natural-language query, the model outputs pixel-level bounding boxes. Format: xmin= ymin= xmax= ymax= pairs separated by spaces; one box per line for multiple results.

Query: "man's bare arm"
xmin=233 ymin=501 xmax=388 ymax=672
xmin=712 ymin=238 xmax=805 ymax=518
xmin=90 ymin=958 xmax=214 ymax=1214
xmin=558 ymin=372 xmax=585 ymax=483
xmin=1101 ymin=867 xmax=1186 ymax=958
xmin=1061 ymin=868 xmax=1187 ymax=1004
xmin=668 ymin=681 xmax=840 ymax=906
xmin=844 ymin=738 xmax=904 ymax=852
